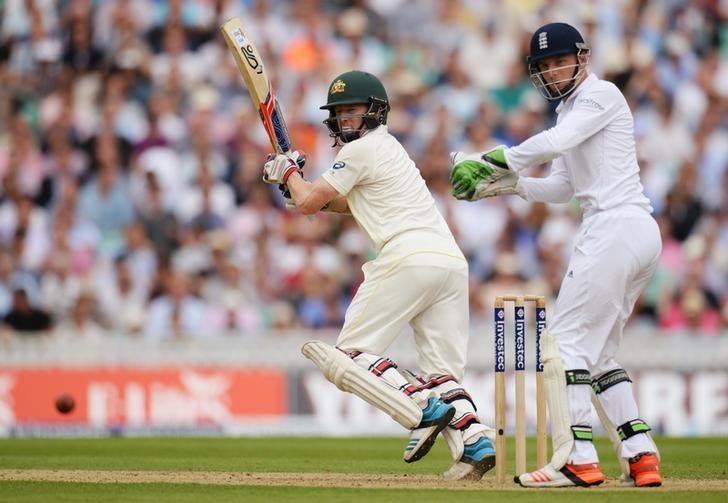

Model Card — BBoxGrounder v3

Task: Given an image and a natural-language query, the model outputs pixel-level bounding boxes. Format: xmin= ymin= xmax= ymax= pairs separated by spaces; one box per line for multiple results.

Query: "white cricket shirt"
xmin=322 ymin=126 xmax=462 ymax=258
xmin=506 ymin=73 xmax=653 ymax=218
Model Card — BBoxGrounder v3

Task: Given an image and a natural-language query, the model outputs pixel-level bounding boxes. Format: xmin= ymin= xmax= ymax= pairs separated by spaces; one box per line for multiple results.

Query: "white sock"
xmin=567 ymin=383 xmax=599 ymax=464
xmin=597 ymin=381 xmax=656 ymax=458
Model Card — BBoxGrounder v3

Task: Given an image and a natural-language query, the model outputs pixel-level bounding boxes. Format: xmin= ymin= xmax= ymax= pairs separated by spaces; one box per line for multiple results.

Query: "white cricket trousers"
xmin=550 ymin=206 xmax=662 ymax=373
xmin=336 ymin=236 xmax=470 ymax=381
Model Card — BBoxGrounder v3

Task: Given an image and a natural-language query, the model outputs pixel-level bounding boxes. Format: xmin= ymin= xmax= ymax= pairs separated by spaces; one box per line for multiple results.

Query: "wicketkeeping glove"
xmin=450 ymin=146 xmax=512 ymax=200
xmin=471 ymin=171 xmax=525 ymax=200
xmin=263 ymin=150 xmax=306 ymax=185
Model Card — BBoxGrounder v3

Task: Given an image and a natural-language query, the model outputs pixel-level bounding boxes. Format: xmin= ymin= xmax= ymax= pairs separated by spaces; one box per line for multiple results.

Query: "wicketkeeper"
xmin=262 ymin=70 xmax=496 ymax=480
xmin=450 ymin=23 xmax=663 ymax=488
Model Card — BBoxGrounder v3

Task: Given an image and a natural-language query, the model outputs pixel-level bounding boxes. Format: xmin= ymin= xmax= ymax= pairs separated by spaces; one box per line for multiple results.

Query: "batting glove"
xmin=263 ymin=150 xmax=306 ymax=185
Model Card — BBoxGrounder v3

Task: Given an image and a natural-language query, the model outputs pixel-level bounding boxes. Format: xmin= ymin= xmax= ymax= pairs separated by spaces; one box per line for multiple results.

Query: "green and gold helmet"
xmin=320 ymin=70 xmax=391 ymax=144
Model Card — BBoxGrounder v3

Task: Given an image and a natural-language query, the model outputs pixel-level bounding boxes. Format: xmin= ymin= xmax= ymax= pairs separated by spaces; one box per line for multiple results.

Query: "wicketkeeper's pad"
xmin=541 ymin=330 xmax=574 ymax=469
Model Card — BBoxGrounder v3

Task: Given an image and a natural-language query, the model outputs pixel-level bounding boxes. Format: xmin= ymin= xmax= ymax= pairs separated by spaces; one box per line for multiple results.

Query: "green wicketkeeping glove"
xmin=450 ymin=146 xmax=512 ymax=200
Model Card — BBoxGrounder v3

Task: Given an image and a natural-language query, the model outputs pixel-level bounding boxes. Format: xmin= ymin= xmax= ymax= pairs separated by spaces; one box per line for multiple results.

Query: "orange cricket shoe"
xmin=628 ymin=452 xmax=662 ymax=487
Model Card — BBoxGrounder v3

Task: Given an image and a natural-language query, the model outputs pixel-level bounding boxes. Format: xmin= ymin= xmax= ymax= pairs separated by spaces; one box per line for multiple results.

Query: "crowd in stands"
xmin=0 ymin=0 xmax=726 ymax=340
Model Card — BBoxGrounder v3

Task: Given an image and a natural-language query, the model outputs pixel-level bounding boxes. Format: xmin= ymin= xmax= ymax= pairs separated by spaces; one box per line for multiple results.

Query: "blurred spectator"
xmin=296 ymin=266 xmax=347 ymax=329
xmin=94 ymin=255 xmax=146 ymax=334
xmin=2 ymin=288 xmax=53 ymax=334
xmin=62 ymin=18 xmax=104 ymax=74
xmin=150 ymin=24 xmax=205 ymax=90
xmin=0 ymin=113 xmax=46 ymax=199
xmin=54 ymin=291 xmax=107 ymax=342
xmin=75 ymin=163 xmax=134 ymax=256
xmin=459 ymin=19 xmax=519 ymax=91
xmin=0 ymin=195 xmax=51 ymax=271
xmin=202 ymin=243 xmax=265 ymax=333
xmin=179 ymin=164 xmax=234 ymax=229
xmin=0 ymin=1 xmax=725 ymax=338
xmin=38 ymin=250 xmax=82 ymax=318
xmin=637 ymin=92 xmax=695 ymax=175
xmin=144 ymin=270 xmax=209 ymax=340
xmin=123 ymin=222 xmax=157 ymax=298
xmin=136 ymin=171 xmax=178 ymax=259
xmin=0 ymin=250 xmax=40 ymax=317
xmin=664 ymin=161 xmax=704 ymax=242
xmin=660 ymin=287 xmax=722 ymax=334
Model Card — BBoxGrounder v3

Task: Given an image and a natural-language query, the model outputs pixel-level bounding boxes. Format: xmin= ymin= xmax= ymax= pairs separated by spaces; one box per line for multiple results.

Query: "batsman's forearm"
xmin=322 ymin=197 xmax=350 ymax=214
xmin=286 ymin=173 xmax=348 ymax=215
xmin=286 ymin=173 xmax=316 ymax=213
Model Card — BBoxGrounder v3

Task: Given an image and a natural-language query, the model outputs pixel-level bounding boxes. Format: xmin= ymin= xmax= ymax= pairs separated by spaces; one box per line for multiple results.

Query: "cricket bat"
xmin=220 ymin=17 xmax=292 ymax=155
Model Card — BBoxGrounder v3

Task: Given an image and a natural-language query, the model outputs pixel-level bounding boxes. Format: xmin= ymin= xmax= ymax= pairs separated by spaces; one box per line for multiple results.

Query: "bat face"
xmin=229 ymin=27 xmax=263 ymax=76
xmin=221 ymin=17 xmax=292 ymax=154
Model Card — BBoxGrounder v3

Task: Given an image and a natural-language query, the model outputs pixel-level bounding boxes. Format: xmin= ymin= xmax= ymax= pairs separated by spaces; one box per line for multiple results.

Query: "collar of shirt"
xmin=362 ymin=124 xmax=387 ymax=138
xmin=555 ymin=72 xmax=597 ymax=114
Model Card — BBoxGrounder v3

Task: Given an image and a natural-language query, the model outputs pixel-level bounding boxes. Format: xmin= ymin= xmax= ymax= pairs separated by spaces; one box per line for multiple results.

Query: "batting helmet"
xmin=321 ymin=70 xmax=390 ymax=144
xmin=527 ymin=23 xmax=590 ymax=100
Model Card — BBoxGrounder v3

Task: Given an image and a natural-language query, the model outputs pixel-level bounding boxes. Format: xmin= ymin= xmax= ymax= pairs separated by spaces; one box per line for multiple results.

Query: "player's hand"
xmin=450 ymin=146 xmax=511 ymax=200
xmin=263 ymin=150 xmax=306 ymax=185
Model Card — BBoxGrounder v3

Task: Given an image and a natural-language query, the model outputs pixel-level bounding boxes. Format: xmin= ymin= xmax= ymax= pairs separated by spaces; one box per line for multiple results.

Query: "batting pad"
xmin=301 ymin=340 xmax=423 ymax=429
xmin=541 ymin=331 xmax=573 ymax=469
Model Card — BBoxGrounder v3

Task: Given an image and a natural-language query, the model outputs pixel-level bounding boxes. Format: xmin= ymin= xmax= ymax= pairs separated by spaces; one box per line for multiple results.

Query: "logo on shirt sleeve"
xmin=577 ymin=97 xmax=604 ymax=111
xmin=332 ymin=161 xmax=346 ymax=170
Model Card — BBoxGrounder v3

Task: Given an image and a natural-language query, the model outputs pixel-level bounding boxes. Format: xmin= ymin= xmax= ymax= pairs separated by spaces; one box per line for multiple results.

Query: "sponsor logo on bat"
xmin=241 ymin=44 xmax=263 ymax=74
xmin=232 ymin=28 xmax=246 ymax=46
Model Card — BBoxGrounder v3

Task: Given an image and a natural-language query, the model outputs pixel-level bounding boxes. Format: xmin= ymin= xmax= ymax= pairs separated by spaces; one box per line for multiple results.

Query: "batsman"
xmin=262 ymin=70 xmax=496 ymax=480
xmin=450 ymin=23 xmax=663 ymax=487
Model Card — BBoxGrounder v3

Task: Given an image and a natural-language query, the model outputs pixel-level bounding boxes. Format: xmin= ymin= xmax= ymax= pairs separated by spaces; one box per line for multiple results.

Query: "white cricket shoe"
xmin=515 ymin=462 xmax=605 ymax=487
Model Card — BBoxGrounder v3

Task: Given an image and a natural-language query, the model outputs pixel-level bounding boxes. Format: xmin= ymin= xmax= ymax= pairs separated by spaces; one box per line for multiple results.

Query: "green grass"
xmin=0 ymin=437 xmax=726 ymax=502
xmin=2 ymin=482 xmax=726 ymax=503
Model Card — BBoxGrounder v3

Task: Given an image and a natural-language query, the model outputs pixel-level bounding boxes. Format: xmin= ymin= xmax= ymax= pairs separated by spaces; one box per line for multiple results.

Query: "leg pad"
xmin=301 ymin=340 xmax=423 ymax=429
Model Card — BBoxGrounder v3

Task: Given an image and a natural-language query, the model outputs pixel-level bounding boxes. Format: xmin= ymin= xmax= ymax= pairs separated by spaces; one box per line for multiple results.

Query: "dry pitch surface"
xmin=1 ymin=469 xmax=727 ymax=491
